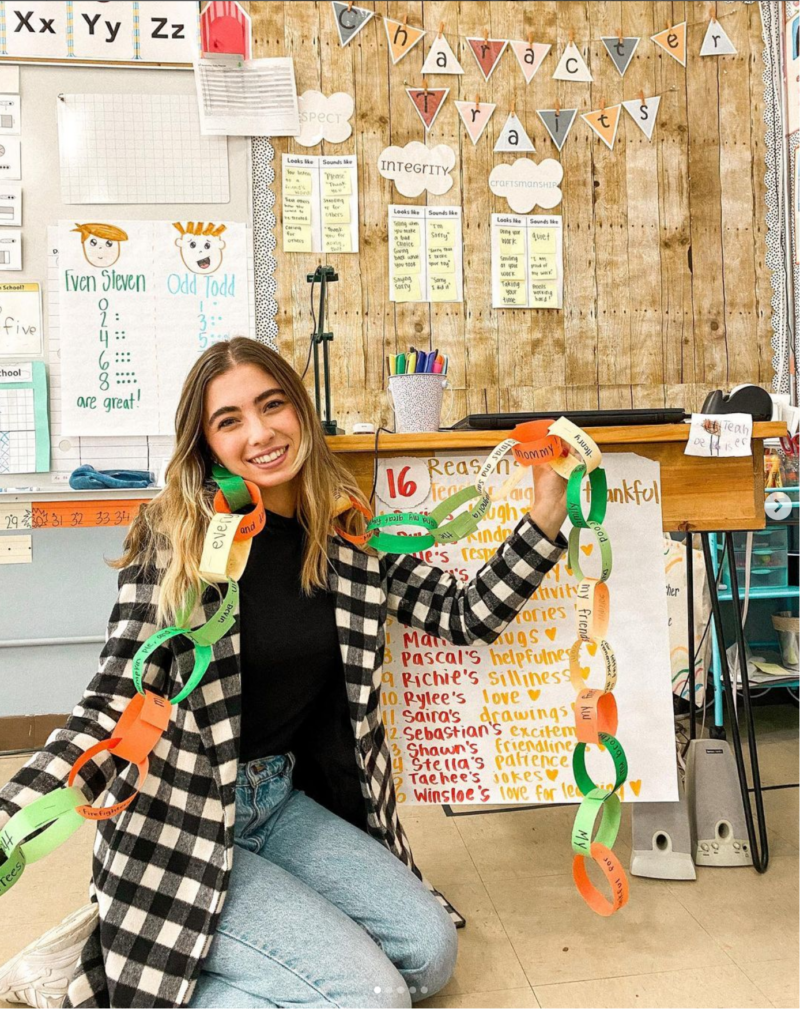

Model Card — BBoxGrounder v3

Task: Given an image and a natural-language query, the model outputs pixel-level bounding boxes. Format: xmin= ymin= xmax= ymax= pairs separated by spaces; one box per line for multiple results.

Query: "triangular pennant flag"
xmin=466 ymin=37 xmax=509 ymax=80
xmin=406 ymin=87 xmax=449 ymax=130
xmin=383 ymin=17 xmax=426 ymax=64
xmin=622 ymin=95 xmax=661 ymax=140
xmin=581 ymin=104 xmax=622 ymax=150
xmin=700 ymin=18 xmax=737 ymax=56
xmin=537 ymin=108 xmax=578 ymax=151
xmin=553 ymin=41 xmax=593 ymax=81
xmin=455 ymin=100 xmax=497 ymax=144
xmin=421 ymin=33 xmax=464 ymax=74
xmin=601 ymin=36 xmax=640 ymax=75
xmin=494 ymin=111 xmax=535 ymax=152
xmin=509 ymin=40 xmax=551 ymax=83
xmin=651 ymin=22 xmax=687 ymax=66
xmin=331 ymin=1 xmax=374 ymax=46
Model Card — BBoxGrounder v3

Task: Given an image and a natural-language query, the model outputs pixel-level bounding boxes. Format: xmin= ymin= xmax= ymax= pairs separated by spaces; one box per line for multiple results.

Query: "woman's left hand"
xmin=529 ymin=464 xmax=568 ymax=542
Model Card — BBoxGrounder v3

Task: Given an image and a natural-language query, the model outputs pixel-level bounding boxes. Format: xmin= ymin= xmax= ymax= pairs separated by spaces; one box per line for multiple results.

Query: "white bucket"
xmin=388 ymin=373 xmax=447 ymax=433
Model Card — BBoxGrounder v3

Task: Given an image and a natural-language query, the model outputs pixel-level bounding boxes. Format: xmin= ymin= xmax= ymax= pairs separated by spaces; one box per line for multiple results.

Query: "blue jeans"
xmin=189 ymin=754 xmax=457 ymax=1008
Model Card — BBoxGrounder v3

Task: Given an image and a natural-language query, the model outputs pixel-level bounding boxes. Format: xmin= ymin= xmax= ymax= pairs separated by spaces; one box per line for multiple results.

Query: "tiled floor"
xmin=1 ymin=702 xmax=797 ymax=1009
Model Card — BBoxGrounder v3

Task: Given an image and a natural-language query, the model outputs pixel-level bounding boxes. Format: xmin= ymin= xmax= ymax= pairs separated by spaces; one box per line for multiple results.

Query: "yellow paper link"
xmin=200 ymin=513 xmax=252 ymax=583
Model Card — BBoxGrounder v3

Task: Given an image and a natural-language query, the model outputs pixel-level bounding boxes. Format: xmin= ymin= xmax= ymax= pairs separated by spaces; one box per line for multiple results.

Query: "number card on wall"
xmin=491 ymin=214 xmax=563 ymax=309
xmin=282 ymin=154 xmax=359 ymax=254
xmin=388 ymin=205 xmax=463 ymax=304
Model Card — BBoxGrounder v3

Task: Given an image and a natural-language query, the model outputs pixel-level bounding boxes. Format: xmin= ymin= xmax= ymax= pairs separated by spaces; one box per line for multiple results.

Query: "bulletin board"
xmin=251 ymin=1 xmax=775 ymax=432
xmin=0 ymin=62 xmax=251 ymax=493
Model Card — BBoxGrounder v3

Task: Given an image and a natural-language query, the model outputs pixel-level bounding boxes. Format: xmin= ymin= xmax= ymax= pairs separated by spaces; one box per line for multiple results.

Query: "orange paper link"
xmin=336 ymin=495 xmax=374 ymax=546
xmin=573 ymin=842 xmax=630 ymax=916
xmin=213 ymin=480 xmax=267 ymax=541
xmin=574 ymin=687 xmax=618 ymax=744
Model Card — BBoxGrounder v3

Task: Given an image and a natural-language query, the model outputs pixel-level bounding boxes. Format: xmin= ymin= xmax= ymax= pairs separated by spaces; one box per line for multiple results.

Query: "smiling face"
xmin=203 ymin=363 xmax=303 ymax=513
xmin=176 ymin=233 xmax=226 ymax=274
xmin=82 ymin=236 xmax=121 ymax=268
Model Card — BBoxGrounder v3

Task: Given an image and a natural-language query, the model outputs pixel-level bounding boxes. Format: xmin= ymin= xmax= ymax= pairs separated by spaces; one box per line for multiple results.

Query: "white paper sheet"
xmin=282 ymin=154 xmax=359 ymax=254
xmin=195 ymin=54 xmax=299 ymax=137
xmin=491 ymin=213 xmax=563 ymax=309
xmin=388 ymin=204 xmax=463 ymax=303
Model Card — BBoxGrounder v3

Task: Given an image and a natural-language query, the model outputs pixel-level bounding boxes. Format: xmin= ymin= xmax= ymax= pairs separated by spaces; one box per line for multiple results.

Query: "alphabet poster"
xmin=58 ymin=219 xmax=249 ymax=436
xmin=377 ymin=452 xmax=677 ymax=806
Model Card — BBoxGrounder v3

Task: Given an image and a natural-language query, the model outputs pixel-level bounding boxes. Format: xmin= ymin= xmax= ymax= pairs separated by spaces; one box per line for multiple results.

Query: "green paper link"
xmin=566 ymin=465 xmax=608 ymax=529
xmin=572 ymin=733 xmax=628 ymax=799
xmin=568 ymin=520 xmax=613 ymax=582
xmin=368 ymin=530 xmax=437 ymax=553
xmin=365 ymin=511 xmax=438 ymax=532
xmin=211 ymin=463 xmax=253 ymax=513
xmin=0 ymin=788 xmax=84 ymax=864
xmin=571 ymin=790 xmax=621 ymax=855
xmin=0 ymin=845 xmax=26 ymax=897
xmin=429 ymin=486 xmax=492 ymax=544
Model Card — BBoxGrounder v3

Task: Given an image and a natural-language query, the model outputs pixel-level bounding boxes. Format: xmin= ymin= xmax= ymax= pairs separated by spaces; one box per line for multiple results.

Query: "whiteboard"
xmin=0 ymin=63 xmax=251 ymax=494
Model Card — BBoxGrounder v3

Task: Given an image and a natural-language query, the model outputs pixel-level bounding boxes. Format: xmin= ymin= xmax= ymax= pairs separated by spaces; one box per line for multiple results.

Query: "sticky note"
xmin=284 ymin=223 xmax=312 ymax=252
xmin=284 ymin=167 xmax=313 ymax=195
xmin=392 ymin=273 xmax=422 ymax=302
xmin=428 ymin=246 xmax=455 ymax=274
xmin=498 ymin=228 xmax=525 ymax=254
xmin=323 ymin=169 xmax=352 ymax=197
xmin=529 ymin=228 xmax=557 ymax=254
xmin=323 ymin=225 xmax=352 ymax=253
xmin=322 ymin=198 xmax=351 ymax=224
xmin=429 ymin=274 xmax=457 ymax=301
xmin=427 ymin=220 xmax=456 ymax=248
xmin=283 ymin=195 xmax=312 ymax=224
xmin=529 ymin=254 xmax=557 ymax=280
xmin=393 ymin=246 xmax=422 ymax=273
xmin=498 ymin=254 xmax=525 ymax=281
xmin=393 ymin=222 xmax=422 ymax=249
xmin=499 ymin=280 xmax=528 ymax=307
xmin=530 ymin=280 xmax=559 ymax=307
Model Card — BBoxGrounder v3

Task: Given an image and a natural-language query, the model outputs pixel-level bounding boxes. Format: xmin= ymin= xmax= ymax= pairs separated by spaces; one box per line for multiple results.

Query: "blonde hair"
xmin=110 ymin=337 xmax=372 ymax=626
xmin=72 ymin=223 xmax=129 ymax=243
xmin=173 ymin=221 xmax=227 ymax=238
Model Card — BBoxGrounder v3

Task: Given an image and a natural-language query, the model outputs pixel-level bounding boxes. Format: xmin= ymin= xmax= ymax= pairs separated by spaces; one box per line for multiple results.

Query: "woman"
xmin=0 ymin=338 xmax=568 ymax=1008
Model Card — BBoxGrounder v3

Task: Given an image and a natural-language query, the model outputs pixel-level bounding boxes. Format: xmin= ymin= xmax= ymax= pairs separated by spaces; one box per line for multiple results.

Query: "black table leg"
xmin=700 ymin=533 xmax=769 ymax=872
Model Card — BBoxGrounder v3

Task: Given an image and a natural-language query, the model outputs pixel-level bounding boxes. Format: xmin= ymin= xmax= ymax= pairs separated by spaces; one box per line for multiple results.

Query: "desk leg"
xmin=686 ymin=535 xmax=696 ymax=739
xmin=700 ymin=533 xmax=770 ymax=873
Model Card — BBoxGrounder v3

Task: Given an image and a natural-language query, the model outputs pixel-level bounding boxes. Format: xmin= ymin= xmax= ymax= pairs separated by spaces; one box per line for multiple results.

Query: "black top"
xmin=238 ymin=508 xmax=345 ymax=764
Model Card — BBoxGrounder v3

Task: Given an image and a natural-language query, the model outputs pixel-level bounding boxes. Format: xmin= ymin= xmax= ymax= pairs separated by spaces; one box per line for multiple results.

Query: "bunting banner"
xmin=406 ymin=87 xmax=449 ymax=130
xmin=700 ymin=18 xmax=737 ymax=56
xmin=494 ymin=111 xmax=535 ymax=153
xmin=509 ymin=39 xmax=551 ymax=83
xmin=651 ymin=22 xmax=687 ymax=66
xmin=553 ymin=41 xmax=593 ymax=81
xmin=537 ymin=108 xmax=578 ymax=151
xmin=466 ymin=36 xmax=509 ymax=80
xmin=421 ymin=33 xmax=464 ymax=74
xmin=601 ymin=36 xmax=640 ymax=76
xmin=384 ymin=17 xmax=426 ymax=64
xmin=455 ymin=100 xmax=497 ymax=144
xmin=330 ymin=1 xmax=374 ymax=46
xmin=622 ymin=96 xmax=661 ymax=140
xmin=582 ymin=105 xmax=622 ymax=150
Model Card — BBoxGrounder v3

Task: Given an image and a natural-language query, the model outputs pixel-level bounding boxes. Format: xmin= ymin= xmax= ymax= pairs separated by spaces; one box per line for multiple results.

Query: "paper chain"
xmin=1 ymin=421 xmax=628 ymax=916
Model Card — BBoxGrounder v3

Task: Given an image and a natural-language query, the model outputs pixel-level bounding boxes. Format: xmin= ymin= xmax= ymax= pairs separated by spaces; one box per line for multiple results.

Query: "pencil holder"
xmin=388 ymin=373 xmax=447 ymax=433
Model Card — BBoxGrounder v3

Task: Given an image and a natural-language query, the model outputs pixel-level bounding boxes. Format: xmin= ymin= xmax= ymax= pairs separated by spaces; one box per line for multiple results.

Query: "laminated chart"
xmin=491 ymin=214 xmax=563 ymax=309
xmin=388 ymin=205 xmax=463 ymax=303
xmin=376 ymin=452 xmax=677 ymax=807
xmin=0 ymin=360 xmax=49 ymax=473
xmin=282 ymin=154 xmax=359 ymax=253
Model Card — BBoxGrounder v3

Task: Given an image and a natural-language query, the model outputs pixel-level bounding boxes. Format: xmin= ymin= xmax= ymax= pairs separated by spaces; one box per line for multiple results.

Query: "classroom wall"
xmin=251 ymin=0 xmax=773 ymax=429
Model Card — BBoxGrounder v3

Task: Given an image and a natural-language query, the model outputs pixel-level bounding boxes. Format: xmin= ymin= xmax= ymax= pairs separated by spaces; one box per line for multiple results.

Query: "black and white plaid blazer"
xmin=0 ymin=513 xmax=565 ymax=1008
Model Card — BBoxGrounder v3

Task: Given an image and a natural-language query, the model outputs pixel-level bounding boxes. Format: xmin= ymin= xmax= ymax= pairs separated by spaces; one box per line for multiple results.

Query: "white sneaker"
xmin=0 ymin=903 xmax=98 ymax=1008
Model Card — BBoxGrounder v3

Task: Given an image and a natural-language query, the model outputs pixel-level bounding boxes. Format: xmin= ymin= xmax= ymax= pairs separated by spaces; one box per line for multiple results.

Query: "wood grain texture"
xmin=248 ymin=1 xmax=772 ymax=432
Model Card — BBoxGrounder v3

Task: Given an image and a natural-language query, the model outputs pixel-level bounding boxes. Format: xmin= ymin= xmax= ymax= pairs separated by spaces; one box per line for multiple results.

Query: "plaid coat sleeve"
xmin=381 ymin=512 xmax=567 ymax=646
xmin=0 ymin=562 xmax=171 ymax=823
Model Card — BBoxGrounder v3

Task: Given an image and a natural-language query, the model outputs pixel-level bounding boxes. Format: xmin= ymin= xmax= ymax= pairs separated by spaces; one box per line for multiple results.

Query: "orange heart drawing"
xmin=545 ymin=628 xmax=557 ymax=641
xmin=630 ymin=780 xmax=642 ymax=797
xmin=546 ymin=769 xmax=558 ymax=781
xmin=581 ymin=543 xmax=594 ymax=556
xmin=587 ymin=642 xmax=598 ymax=657
xmin=527 ymin=689 xmax=541 ymax=702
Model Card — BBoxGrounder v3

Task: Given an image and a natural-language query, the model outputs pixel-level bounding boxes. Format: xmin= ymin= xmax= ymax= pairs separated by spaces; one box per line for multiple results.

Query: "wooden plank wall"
xmin=247 ymin=1 xmax=772 ymax=431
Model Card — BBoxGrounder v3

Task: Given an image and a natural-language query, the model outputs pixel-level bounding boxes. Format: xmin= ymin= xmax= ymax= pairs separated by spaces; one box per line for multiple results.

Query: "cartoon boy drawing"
xmin=173 ymin=222 xmax=227 ymax=274
xmin=73 ymin=223 xmax=129 ymax=268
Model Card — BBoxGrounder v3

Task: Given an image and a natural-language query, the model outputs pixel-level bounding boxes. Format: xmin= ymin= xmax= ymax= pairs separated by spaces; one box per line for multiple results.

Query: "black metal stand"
xmin=307 ymin=265 xmax=343 ymax=436
xmin=686 ymin=533 xmax=770 ymax=872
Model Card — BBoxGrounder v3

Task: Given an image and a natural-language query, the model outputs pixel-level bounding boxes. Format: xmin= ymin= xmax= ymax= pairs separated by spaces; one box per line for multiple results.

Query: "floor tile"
xmin=402 ymin=811 xmax=482 ymax=888
xmin=741 ymin=958 xmax=800 ymax=1009
xmin=421 ymin=987 xmax=538 ymax=1008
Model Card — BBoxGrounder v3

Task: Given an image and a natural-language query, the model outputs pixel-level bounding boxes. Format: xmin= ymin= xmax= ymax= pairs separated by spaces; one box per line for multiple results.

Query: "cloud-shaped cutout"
xmin=489 ymin=158 xmax=564 ymax=213
xmin=377 ymin=142 xmax=455 ymax=197
xmin=297 ymin=91 xmax=354 ymax=147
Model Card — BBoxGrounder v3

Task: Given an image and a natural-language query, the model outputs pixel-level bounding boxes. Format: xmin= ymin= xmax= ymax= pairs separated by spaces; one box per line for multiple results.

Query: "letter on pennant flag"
xmin=494 ymin=112 xmax=535 ymax=153
xmin=581 ymin=104 xmax=622 ymax=150
xmin=622 ymin=96 xmax=661 ymax=140
xmin=331 ymin=1 xmax=374 ymax=46
xmin=509 ymin=40 xmax=551 ymax=83
xmin=384 ymin=17 xmax=426 ymax=64
xmin=406 ymin=88 xmax=450 ymax=131
xmin=552 ymin=41 xmax=593 ymax=81
xmin=601 ymin=36 xmax=640 ymax=75
xmin=421 ymin=34 xmax=464 ymax=74
xmin=650 ymin=22 xmax=687 ymax=66
xmin=466 ymin=37 xmax=509 ymax=80
xmin=455 ymin=101 xmax=497 ymax=144
xmin=537 ymin=108 xmax=578 ymax=151
xmin=699 ymin=19 xmax=737 ymax=56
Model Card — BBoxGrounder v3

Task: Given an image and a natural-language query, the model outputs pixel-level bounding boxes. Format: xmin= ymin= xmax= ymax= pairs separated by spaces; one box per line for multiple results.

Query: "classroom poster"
xmin=58 ymin=219 xmax=248 ymax=436
xmin=282 ymin=154 xmax=359 ymax=253
xmin=388 ymin=205 xmax=463 ymax=303
xmin=377 ymin=451 xmax=677 ymax=806
xmin=491 ymin=214 xmax=563 ymax=309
